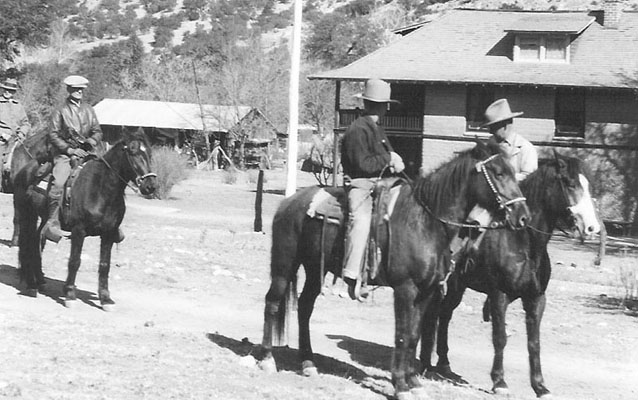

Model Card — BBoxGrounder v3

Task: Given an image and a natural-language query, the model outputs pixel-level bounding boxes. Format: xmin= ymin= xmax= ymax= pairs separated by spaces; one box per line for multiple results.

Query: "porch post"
xmin=332 ymin=80 xmax=341 ymax=188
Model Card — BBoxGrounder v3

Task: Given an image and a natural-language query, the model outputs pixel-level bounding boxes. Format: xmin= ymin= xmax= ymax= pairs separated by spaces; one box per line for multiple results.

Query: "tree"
xmin=305 ymin=12 xmax=387 ymax=68
xmin=0 ymin=0 xmax=70 ymax=62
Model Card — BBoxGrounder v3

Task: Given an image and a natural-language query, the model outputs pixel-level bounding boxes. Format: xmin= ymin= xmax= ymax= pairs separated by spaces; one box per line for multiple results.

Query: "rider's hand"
xmin=69 ymin=148 xmax=88 ymax=158
xmin=389 ymin=151 xmax=405 ymax=174
xmin=85 ymin=137 xmax=97 ymax=148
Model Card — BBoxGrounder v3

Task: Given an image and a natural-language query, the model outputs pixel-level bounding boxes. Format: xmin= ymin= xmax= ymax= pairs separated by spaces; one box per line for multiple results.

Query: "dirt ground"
xmin=0 ymin=168 xmax=636 ymax=400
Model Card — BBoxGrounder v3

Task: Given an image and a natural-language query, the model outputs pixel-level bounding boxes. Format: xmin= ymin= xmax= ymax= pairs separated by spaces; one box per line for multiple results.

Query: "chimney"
xmin=603 ymin=0 xmax=624 ymax=29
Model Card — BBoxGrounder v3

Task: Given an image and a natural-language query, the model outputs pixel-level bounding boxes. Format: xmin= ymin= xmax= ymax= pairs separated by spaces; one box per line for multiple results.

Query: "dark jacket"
xmin=341 ymin=115 xmax=393 ymax=179
xmin=49 ymin=98 xmax=103 ymax=156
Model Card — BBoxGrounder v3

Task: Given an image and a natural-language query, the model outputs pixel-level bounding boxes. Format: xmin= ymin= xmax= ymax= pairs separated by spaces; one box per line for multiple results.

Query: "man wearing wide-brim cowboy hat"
xmin=483 ymin=98 xmax=537 ymax=182
xmin=43 ymin=74 xmax=108 ymax=243
xmin=0 ymin=77 xmax=31 ymax=183
xmin=340 ymin=78 xmax=405 ymax=301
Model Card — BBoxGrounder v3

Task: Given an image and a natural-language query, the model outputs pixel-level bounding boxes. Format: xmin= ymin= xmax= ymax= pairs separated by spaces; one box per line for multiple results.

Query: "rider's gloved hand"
xmin=85 ymin=137 xmax=97 ymax=148
xmin=68 ymin=148 xmax=89 ymax=158
xmin=389 ymin=151 xmax=405 ymax=174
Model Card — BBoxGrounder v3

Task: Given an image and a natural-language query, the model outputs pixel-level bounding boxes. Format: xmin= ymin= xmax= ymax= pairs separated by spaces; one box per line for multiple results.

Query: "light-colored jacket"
xmin=0 ymin=97 xmax=30 ymax=141
xmin=488 ymin=132 xmax=538 ymax=181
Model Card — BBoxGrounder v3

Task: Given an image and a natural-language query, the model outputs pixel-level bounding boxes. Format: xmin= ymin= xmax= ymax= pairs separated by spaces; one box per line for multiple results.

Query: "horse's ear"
xmin=553 ymin=149 xmax=567 ymax=171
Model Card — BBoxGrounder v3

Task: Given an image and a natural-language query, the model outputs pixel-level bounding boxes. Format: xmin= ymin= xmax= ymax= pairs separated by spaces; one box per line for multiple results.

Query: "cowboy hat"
xmin=63 ymin=75 xmax=89 ymax=88
xmin=0 ymin=78 xmax=18 ymax=91
xmin=482 ymin=98 xmax=523 ymax=127
xmin=354 ymin=79 xmax=400 ymax=103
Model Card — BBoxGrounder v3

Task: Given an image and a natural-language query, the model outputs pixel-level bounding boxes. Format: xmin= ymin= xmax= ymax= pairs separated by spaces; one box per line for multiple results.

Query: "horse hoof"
xmin=410 ymin=387 xmax=431 ymax=400
xmin=258 ymin=357 xmax=277 ymax=373
xmin=64 ymin=299 xmax=77 ymax=308
xmin=301 ymin=360 xmax=318 ymax=377
xmin=493 ymin=387 xmax=509 ymax=396
xmin=22 ymin=288 xmax=38 ymax=298
xmin=102 ymin=303 xmax=116 ymax=312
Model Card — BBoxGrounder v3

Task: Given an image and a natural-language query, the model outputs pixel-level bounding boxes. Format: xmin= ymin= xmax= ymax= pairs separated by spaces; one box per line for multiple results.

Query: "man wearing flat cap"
xmin=0 ymin=77 xmax=31 ymax=179
xmin=340 ymin=78 xmax=405 ymax=301
xmin=44 ymin=75 xmax=104 ymax=242
xmin=483 ymin=98 xmax=537 ymax=181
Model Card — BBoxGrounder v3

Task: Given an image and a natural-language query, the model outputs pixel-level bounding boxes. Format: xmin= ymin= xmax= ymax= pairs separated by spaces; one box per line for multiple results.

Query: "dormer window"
xmin=506 ymin=14 xmax=595 ymax=64
xmin=514 ymin=34 xmax=569 ymax=63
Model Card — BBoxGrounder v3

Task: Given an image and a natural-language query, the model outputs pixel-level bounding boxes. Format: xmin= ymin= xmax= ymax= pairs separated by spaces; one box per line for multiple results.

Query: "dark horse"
xmin=420 ymin=153 xmax=600 ymax=398
xmin=14 ymin=128 xmax=157 ymax=307
xmin=258 ymin=142 xmax=530 ymax=400
xmin=2 ymin=131 xmax=52 ymax=246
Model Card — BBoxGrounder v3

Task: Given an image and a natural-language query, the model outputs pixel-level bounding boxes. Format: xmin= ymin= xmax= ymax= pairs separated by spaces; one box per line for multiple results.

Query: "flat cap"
xmin=63 ymin=75 xmax=89 ymax=88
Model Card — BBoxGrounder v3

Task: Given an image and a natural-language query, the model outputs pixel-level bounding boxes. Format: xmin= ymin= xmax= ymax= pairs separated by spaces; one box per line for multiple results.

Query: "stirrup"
xmin=348 ymin=278 xmax=369 ymax=302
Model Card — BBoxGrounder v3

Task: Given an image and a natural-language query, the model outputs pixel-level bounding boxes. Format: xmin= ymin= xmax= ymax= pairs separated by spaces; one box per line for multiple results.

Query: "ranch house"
xmin=311 ymin=1 xmax=638 ymax=225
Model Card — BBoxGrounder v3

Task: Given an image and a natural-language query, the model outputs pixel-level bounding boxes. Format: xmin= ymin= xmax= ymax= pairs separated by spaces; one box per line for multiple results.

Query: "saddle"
xmin=305 ymin=178 xmax=406 ymax=287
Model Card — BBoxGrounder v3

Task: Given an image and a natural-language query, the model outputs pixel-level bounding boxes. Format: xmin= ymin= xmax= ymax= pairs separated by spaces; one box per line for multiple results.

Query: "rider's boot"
xmin=43 ymin=187 xmax=67 ymax=243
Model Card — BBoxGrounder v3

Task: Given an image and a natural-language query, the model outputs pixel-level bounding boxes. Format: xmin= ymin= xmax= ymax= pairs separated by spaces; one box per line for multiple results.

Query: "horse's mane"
xmin=110 ymin=126 xmax=152 ymax=152
xmin=413 ymin=144 xmax=491 ymax=214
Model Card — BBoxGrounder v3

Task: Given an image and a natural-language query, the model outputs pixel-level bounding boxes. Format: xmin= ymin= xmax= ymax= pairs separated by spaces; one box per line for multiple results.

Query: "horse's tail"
xmin=273 ymin=274 xmax=298 ymax=346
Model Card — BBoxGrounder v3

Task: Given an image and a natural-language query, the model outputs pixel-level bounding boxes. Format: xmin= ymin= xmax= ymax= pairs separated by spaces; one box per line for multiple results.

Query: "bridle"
xmin=418 ymin=154 xmax=526 ymax=230
xmin=475 ymin=154 xmax=527 ymax=222
xmin=99 ymin=141 xmax=156 ymax=193
xmin=527 ymin=162 xmax=579 ymax=236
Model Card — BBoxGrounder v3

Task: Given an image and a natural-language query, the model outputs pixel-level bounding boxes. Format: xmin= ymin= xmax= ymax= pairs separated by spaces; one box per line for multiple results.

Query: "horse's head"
xmin=549 ymin=151 xmax=601 ymax=237
xmin=122 ymin=127 xmax=157 ymax=196
xmin=467 ymin=141 xmax=530 ymax=230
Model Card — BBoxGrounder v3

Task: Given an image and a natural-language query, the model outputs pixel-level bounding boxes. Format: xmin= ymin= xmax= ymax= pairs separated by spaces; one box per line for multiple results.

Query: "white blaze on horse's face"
xmin=568 ymin=174 xmax=601 ymax=235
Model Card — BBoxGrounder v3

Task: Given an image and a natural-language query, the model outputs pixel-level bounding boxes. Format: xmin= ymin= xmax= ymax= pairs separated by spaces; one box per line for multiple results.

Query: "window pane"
xmin=519 ymin=36 xmax=540 ymax=60
xmin=555 ymin=89 xmax=584 ymax=137
xmin=546 ymin=37 xmax=566 ymax=60
xmin=466 ymin=85 xmax=494 ymax=130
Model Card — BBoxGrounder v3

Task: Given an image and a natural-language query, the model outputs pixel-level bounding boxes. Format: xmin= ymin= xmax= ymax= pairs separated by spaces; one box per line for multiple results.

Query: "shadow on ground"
xmin=579 ymin=293 xmax=638 ymax=317
xmin=206 ymin=332 xmax=393 ymax=398
xmin=0 ymin=264 xmax=101 ymax=309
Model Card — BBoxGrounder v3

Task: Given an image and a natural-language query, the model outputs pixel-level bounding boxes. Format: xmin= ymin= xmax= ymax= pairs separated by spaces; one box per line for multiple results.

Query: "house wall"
xmin=419 ymin=83 xmax=638 ymax=173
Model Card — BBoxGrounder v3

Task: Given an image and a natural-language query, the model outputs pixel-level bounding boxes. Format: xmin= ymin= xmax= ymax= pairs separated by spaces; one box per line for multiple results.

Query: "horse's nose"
xmin=518 ymin=215 xmax=528 ymax=228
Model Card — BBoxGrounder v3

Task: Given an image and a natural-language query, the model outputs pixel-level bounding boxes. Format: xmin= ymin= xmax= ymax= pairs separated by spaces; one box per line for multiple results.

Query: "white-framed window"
xmin=514 ymin=34 xmax=569 ymax=63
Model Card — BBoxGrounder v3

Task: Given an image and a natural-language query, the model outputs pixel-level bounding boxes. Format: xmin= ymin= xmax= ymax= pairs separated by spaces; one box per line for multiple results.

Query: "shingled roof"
xmin=310 ymin=9 xmax=638 ymax=89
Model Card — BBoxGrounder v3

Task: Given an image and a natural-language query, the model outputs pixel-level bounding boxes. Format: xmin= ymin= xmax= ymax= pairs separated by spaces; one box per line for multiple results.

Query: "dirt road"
xmin=0 ymin=169 xmax=636 ymax=399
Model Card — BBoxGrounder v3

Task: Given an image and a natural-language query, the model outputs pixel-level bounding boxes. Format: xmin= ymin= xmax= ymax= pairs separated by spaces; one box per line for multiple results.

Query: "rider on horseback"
xmin=43 ymin=75 xmax=122 ymax=243
xmin=0 ymin=77 xmax=31 ymax=180
xmin=340 ymin=79 xmax=405 ymax=301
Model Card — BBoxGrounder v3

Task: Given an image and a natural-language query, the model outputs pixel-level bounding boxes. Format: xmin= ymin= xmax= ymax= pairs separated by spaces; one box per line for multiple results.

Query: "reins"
xmin=398 ymin=155 xmax=526 ymax=231
xmin=95 ymin=145 xmax=156 ymax=193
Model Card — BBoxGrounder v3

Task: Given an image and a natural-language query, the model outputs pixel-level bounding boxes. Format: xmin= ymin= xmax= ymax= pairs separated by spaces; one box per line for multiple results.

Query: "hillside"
xmin=12 ymin=0 xmax=638 ymax=67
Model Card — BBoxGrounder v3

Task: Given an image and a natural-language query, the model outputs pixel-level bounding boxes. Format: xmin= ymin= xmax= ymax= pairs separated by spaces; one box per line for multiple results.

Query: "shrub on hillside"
xmin=149 ymin=146 xmax=189 ymax=199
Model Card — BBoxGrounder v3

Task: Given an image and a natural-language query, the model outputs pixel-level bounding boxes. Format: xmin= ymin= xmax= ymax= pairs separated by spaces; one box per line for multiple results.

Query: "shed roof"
xmin=93 ymin=98 xmax=253 ymax=132
xmin=311 ymin=9 xmax=638 ymax=89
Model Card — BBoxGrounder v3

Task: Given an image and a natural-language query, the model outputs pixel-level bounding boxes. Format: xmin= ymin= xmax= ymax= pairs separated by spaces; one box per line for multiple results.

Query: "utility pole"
xmin=285 ymin=0 xmax=302 ymax=197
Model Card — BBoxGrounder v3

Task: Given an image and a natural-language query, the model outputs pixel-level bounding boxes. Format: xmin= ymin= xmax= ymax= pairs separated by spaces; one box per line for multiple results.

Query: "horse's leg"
xmin=11 ymin=202 xmax=20 ymax=247
xmin=489 ymin=291 xmax=510 ymax=394
xmin=419 ymin=297 xmax=439 ymax=375
xmin=298 ymin=262 xmax=323 ymax=376
xmin=433 ymin=285 xmax=468 ymax=383
xmin=17 ymin=201 xmax=41 ymax=297
xmin=522 ymin=294 xmax=551 ymax=398
xmin=393 ymin=281 xmax=432 ymax=400
xmin=98 ymin=237 xmax=116 ymax=311
xmin=64 ymin=230 xmax=85 ymax=307
xmin=258 ymin=272 xmax=294 ymax=373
